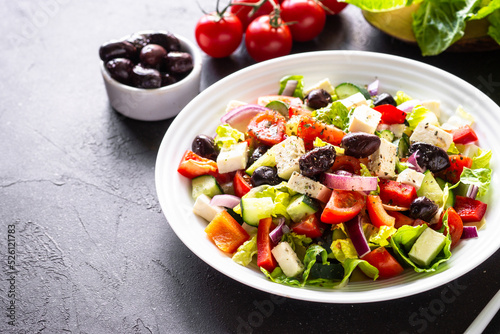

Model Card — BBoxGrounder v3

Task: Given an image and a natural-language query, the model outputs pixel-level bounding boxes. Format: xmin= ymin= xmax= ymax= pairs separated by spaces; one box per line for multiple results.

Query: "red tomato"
xmin=233 ymin=170 xmax=252 ymax=198
xmin=444 ymin=207 xmax=463 ymax=248
xmin=229 ymin=0 xmax=274 ymax=30
xmin=436 ymin=155 xmax=472 ymax=184
xmin=366 ymin=195 xmax=395 ymax=228
xmin=378 ymin=179 xmax=417 ymax=208
xmin=257 ymin=217 xmax=277 ymax=272
xmin=281 ymin=0 xmax=326 ymax=42
xmin=247 ymin=110 xmax=286 ymax=146
xmin=320 ymin=0 xmax=348 ymax=14
xmin=362 ymin=247 xmax=404 ymax=279
xmin=291 ymin=213 xmax=325 ymax=238
xmin=388 ymin=211 xmax=415 ymax=229
xmin=330 ymin=155 xmax=362 ymax=175
xmin=195 ymin=12 xmax=243 ymax=58
xmin=296 ymin=115 xmax=345 ymax=149
xmin=321 ymin=190 xmax=365 ymax=224
xmin=245 ymin=15 xmax=293 ymax=62
xmin=373 ymin=104 xmax=407 ymax=124
xmin=177 ymin=150 xmax=218 ymax=179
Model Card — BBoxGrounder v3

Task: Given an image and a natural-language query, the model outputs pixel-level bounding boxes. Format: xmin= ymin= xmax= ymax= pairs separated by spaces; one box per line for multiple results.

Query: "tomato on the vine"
xmin=229 ymin=0 xmax=275 ymax=30
xmin=320 ymin=0 xmax=348 ymax=15
xmin=195 ymin=12 xmax=243 ymax=58
xmin=245 ymin=15 xmax=293 ymax=62
xmin=280 ymin=0 xmax=326 ymax=42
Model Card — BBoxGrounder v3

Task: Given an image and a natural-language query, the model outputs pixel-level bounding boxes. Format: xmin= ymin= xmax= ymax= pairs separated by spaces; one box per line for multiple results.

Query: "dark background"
xmin=1 ymin=1 xmax=499 ymax=333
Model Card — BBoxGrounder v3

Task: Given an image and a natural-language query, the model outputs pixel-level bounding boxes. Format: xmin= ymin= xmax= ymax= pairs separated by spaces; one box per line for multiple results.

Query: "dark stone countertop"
xmin=1 ymin=1 xmax=499 ymax=333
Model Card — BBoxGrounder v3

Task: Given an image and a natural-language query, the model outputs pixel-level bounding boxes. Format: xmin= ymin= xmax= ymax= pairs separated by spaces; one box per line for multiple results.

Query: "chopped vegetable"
xmin=205 ymin=210 xmax=250 ymax=253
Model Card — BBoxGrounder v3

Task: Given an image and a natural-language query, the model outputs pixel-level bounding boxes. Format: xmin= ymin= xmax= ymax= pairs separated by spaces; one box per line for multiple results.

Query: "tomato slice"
xmin=450 ymin=125 xmax=478 ymax=145
xmin=444 ymin=207 xmax=463 ymax=248
xmin=297 ymin=115 xmax=345 ymax=149
xmin=454 ymin=196 xmax=487 ymax=222
xmin=366 ymin=195 xmax=395 ymax=228
xmin=373 ymin=104 xmax=407 ymax=124
xmin=233 ymin=170 xmax=252 ymax=198
xmin=321 ymin=190 xmax=365 ymax=224
xmin=177 ymin=150 xmax=218 ymax=179
xmin=291 ymin=213 xmax=324 ymax=238
xmin=257 ymin=217 xmax=278 ymax=272
xmin=247 ymin=110 xmax=286 ymax=146
xmin=388 ymin=211 xmax=415 ymax=229
xmin=330 ymin=155 xmax=362 ymax=175
xmin=378 ymin=179 xmax=417 ymax=208
xmin=436 ymin=155 xmax=472 ymax=184
xmin=361 ymin=247 xmax=404 ymax=279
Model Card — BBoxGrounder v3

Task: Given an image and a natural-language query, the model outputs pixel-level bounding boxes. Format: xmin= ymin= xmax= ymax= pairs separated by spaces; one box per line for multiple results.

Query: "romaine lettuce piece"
xmin=278 ymin=75 xmax=304 ymax=99
xmin=214 ymin=124 xmax=245 ymax=149
xmin=312 ymin=101 xmax=351 ymax=131
xmin=232 ymin=235 xmax=257 ymax=266
xmin=459 ymin=167 xmax=492 ymax=198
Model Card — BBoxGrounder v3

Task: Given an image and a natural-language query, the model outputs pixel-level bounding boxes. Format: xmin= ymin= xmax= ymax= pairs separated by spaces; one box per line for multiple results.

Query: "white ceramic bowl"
xmin=155 ymin=51 xmax=500 ymax=303
xmin=101 ymin=32 xmax=202 ymax=121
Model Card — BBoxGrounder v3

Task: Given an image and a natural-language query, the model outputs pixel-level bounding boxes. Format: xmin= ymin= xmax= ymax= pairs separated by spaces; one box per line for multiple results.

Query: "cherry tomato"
xmin=234 ymin=170 xmax=252 ymax=198
xmin=177 ymin=150 xmax=218 ymax=179
xmin=280 ymin=0 xmax=326 ymax=42
xmin=247 ymin=110 xmax=286 ymax=145
xmin=436 ymin=155 xmax=472 ymax=184
xmin=321 ymin=190 xmax=365 ymax=224
xmin=245 ymin=15 xmax=293 ymax=62
xmin=195 ymin=12 xmax=243 ymax=58
xmin=320 ymin=0 xmax=348 ymax=15
xmin=291 ymin=213 xmax=325 ymax=238
xmin=362 ymin=247 xmax=404 ymax=279
xmin=229 ymin=0 xmax=274 ymax=30
xmin=445 ymin=207 xmax=463 ymax=248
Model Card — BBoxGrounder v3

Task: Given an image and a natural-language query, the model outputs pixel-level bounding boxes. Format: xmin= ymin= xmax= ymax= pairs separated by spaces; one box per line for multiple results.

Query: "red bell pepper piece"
xmin=366 ymin=195 xmax=395 ymax=228
xmin=291 ymin=213 xmax=325 ymax=238
xmin=177 ymin=150 xmax=218 ymax=179
xmin=451 ymin=125 xmax=478 ymax=145
xmin=437 ymin=155 xmax=472 ymax=184
xmin=373 ymin=104 xmax=407 ymax=124
xmin=378 ymin=179 xmax=417 ymax=208
xmin=454 ymin=196 xmax=487 ymax=222
xmin=257 ymin=217 xmax=278 ymax=272
xmin=205 ymin=210 xmax=250 ymax=253
xmin=444 ymin=207 xmax=463 ymax=248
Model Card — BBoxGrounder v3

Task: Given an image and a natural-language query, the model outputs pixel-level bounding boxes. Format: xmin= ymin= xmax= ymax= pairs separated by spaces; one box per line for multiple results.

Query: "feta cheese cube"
xmin=271 ymin=241 xmax=304 ymax=277
xmin=397 ymin=168 xmax=425 ymax=190
xmin=273 ymin=136 xmax=305 ymax=180
xmin=303 ymin=78 xmax=335 ymax=96
xmin=287 ymin=172 xmax=332 ymax=202
xmin=348 ymin=105 xmax=382 ymax=134
xmin=192 ymin=194 xmax=224 ymax=222
xmin=410 ymin=122 xmax=453 ymax=151
xmin=217 ymin=141 xmax=249 ymax=174
xmin=421 ymin=100 xmax=441 ymax=118
xmin=368 ymin=138 xmax=398 ymax=178
xmin=339 ymin=92 xmax=368 ymax=110
xmin=389 ymin=124 xmax=407 ymax=138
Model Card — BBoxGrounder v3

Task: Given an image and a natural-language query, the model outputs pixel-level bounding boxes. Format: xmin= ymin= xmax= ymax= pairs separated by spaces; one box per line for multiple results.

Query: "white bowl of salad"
xmin=155 ymin=51 xmax=499 ymax=303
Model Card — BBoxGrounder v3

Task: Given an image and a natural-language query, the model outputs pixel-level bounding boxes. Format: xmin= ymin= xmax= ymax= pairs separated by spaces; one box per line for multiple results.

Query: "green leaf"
xmin=214 ymin=124 xmax=245 ymax=149
xmin=406 ymin=105 xmax=438 ymax=130
xmin=340 ymin=0 xmax=409 ymax=12
xmin=278 ymin=75 xmax=304 ymax=99
xmin=244 ymin=182 xmax=295 ymax=220
xmin=394 ymin=91 xmax=413 ymax=105
xmin=470 ymin=0 xmax=500 ymax=20
xmin=301 ymin=245 xmax=330 ymax=285
xmin=460 ymin=167 xmax=492 ymax=198
xmin=281 ymin=232 xmax=313 ymax=261
xmin=472 ymin=148 xmax=492 ymax=169
xmin=312 ymin=101 xmax=351 ymax=131
xmin=330 ymin=238 xmax=359 ymax=262
xmin=232 ymin=235 xmax=257 ymax=266
xmin=368 ymin=225 xmax=398 ymax=247
xmin=412 ymin=0 xmax=480 ymax=56
xmin=488 ymin=9 xmax=500 ymax=43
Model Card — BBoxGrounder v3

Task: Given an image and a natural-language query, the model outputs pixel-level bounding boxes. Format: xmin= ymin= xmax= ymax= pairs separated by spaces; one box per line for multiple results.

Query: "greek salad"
xmin=177 ymin=75 xmax=492 ymax=288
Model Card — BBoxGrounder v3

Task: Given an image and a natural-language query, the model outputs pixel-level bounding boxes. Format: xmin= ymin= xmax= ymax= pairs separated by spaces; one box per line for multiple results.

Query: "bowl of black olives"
xmin=100 ymin=31 xmax=202 ymax=121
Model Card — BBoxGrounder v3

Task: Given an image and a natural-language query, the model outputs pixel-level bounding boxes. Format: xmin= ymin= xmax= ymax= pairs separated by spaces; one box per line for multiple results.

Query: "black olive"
xmin=409 ymin=142 xmax=451 ymax=172
xmin=160 ymin=72 xmax=177 ymax=87
xmin=304 ymin=89 xmax=332 ymax=109
xmin=341 ymin=132 xmax=381 ymax=158
xmin=130 ymin=65 xmax=161 ymax=89
xmin=126 ymin=33 xmax=151 ymax=50
xmin=248 ymin=145 xmax=270 ymax=166
xmin=191 ymin=135 xmax=218 ymax=161
xmin=251 ymin=166 xmax=280 ymax=187
xmin=105 ymin=58 xmax=134 ymax=85
xmin=299 ymin=145 xmax=336 ymax=178
xmin=99 ymin=41 xmax=137 ymax=62
xmin=409 ymin=197 xmax=439 ymax=222
xmin=164 ymin=52 xmax=194 ymax=74
xmin=373 ymin=93 xmax=397 ymax=107
xmin=147 ymin=32 xmax=181 ymax=52
xmin=140 ymin=44 xmax=167 ymax=68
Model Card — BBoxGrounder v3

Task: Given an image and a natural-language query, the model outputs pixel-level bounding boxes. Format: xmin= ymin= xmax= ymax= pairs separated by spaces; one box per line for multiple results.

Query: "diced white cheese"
xmin=408 ymin=227 xmax=447 ymax=267
xmin=287 ymin=171 xmax=332 ymax=202
xmin=273 ymin=136 xmax=305 ymax=180
xmin=271 ymin=241 xmax=304 ymax=277
xmin=441 ymin=106 xmax=475 ymax=130
xmin=192 ymin=194 xmax=224 ymax=222
xmin=303 ymin=78 xmax=335 ymax=96
xmin=368 ymin=138 xmax=398 ymax=179
xmin=409 ymin=122 xmax=453 ymax=151
xmin=339 ymin=92 xmax=368 ymax=110
xmin=348 ymin=105 xmax=382 ymax=134
xmin=217 ymin=141 xmax=249 ymax=174
xmin=421 ymin=100 xmax=441 ymax=118
xmin=397 ymin=168 xmax=426 ymax=190
xmin=389 ymin=124 xmax=407 ymax=138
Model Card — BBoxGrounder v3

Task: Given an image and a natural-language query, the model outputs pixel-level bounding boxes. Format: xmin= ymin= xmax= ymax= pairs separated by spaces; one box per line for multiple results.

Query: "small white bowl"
xmin=101 ymin=32 xmax=202 ymax=121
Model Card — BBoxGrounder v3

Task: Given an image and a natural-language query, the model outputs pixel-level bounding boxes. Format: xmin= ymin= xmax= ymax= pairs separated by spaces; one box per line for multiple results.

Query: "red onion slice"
xmin=321 ymin=172 xmax=378 ymax=191
xmin=220 ymin=104 xmax=270 ymax=132
xmin=344 ymin=215 xmax=371 ymax=258
xmin=461 ymin=225 xmax=478 ymax=239
xmin=269 ymin=217 xmax=288 ymax=244
xmin=407 ymin=151 xmax=426 ymax=173
xmin=210 ymin=194 xmax=241 ymax=209
xmin=466 ymin=184 xmax=479 ymax=199
xmin=281 ymin=80 xmax=298 ymax=96
xmin=397 ymin=100 xmax=421 ymax=113
xmin=367 ymin=79 xmax=379 ymax=96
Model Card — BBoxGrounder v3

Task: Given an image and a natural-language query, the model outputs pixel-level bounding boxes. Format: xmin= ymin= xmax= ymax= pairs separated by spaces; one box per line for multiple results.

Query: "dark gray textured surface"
xmin=1 ymin=1 xmax=499 ymax=333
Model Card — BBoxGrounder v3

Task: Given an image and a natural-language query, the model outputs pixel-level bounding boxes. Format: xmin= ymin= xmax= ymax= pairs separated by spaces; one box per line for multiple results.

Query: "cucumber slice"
xmin=246 ymin=149 xmax=276 ymax=175
xmin=335 ymin=82 xmax=371 ymax=100
xmin=286 ymin=194 xmax=319 ymax=223
xmin=376 ymin=129 xmax=395 ymax=143
xmin=395 ymin=133 xmax=410 ymax=158
xmin=191 ymin=175 xmax=223 ymax=200
xmin=417 ymin=170 xmax=443 ymax=206
xmin=266 ymin=100 xmax=289 ymax=118
xmin=241 ymin=197 xmax=274 ymax=226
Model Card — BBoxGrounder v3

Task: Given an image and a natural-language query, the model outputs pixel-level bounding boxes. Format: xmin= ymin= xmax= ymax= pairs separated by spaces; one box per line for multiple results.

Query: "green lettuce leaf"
xmin=281 ymin=232 xmax=313 ymax=261
xmin=412 ymin=0 xmax=479 ymax=56
xmin=261 ymin=267 xmax=302 ymax=286
xmin=488 ymin=9 xmax=500 ymax=43
xmin=214 ymin=124 xmax=245 ymax=149
xmin=447 ymin=142 xmax=460 ymax=154
xmin=244 ymin=182 xmax=295 ymax=219
xmin=278 ymin=75 xmax=304 ymax=99
xmin=232 ymin=235 xmax=257 ymax=266
xmin=406 ymin=105 xmax=439 ymax=130
xmin=394 ymin=91 xmax=413 ymax=105
xmin=390 ymin=224 xmax=452 ymax=272
xmin=312 ymin=101 xmax=351 ymax=131
xmin=368 ymin=225 xmax=398 ymax=247
xmin=301 ymin=245 xmax=330 ymax=285
xmin=339 ymin=0 xmax=409 ymax=12
xmin=460 ymin=167 xmax=492 ymax=198
xmin=330 ymin=238 xmax=359 ymax=262
xmin=472 ymin=148 xmax=493 ymax=169
xmin=470 ymin=0 xmax=500 ymax=20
